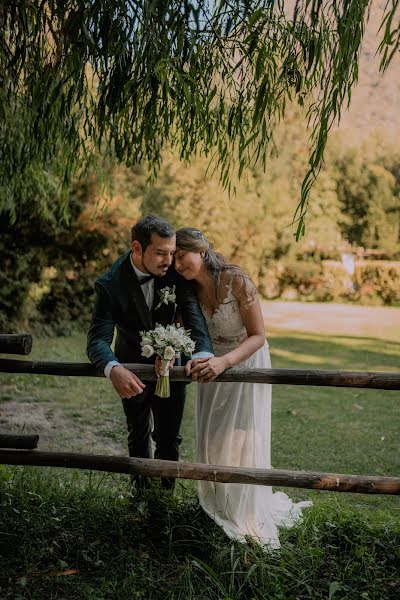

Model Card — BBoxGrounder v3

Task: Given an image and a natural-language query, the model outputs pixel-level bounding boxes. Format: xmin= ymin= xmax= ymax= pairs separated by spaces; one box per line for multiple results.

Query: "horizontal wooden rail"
xmin=0 ymin=359 xmax=399 ymax=389
xmin=1 ymin=450 xmax=399 ymax=494
xmin=0 ymin=334 xmax=33 ymax=355
xmin=0 ymin=434 xmax=39 ymax=450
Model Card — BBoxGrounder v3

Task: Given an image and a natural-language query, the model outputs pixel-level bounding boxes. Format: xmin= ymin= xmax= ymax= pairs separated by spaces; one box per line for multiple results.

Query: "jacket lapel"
xmin=121 ymin=254 xmax=153 ymax=331
xmin=153 ymin=277 xmax=176 ymax=325
xmin=152 ymin=277 xmax=163 ymax=325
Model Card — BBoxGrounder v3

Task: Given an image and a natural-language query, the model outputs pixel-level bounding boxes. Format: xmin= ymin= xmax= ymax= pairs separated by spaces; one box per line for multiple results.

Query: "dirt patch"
xmin=0 ymin=401 xmax=66 ymax=445
xmin=0 ymin=401 xmax=124 ymax=454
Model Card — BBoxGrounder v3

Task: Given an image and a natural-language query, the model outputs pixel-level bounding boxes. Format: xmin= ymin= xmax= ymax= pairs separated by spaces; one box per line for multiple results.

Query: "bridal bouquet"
xmin=140 ymin=323 xmax=196 ymax=398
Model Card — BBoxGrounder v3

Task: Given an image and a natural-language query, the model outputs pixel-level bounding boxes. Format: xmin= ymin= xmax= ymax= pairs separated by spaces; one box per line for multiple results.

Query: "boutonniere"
xmin=155 ymin=285 xmax=176 ymax=310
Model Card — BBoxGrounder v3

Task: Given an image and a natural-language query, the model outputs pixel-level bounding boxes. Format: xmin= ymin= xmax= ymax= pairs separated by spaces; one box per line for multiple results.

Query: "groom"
xmin=87 ymin=215 xmax=213 ymax=494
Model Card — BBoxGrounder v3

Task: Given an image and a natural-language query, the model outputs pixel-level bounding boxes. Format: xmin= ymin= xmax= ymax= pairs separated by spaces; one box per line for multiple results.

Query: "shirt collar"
xmin=130 ymin=253 xmax=152 ymax=281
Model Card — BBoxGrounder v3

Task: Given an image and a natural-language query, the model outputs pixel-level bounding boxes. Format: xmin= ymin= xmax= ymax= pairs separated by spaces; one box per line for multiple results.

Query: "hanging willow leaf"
xmin=0 ymin=0 xmax=399 ymax=236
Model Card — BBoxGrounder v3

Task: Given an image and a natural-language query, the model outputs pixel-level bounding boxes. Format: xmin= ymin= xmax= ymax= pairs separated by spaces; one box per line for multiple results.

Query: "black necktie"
xmin=139 ymin=275 xmax=154 ymax=285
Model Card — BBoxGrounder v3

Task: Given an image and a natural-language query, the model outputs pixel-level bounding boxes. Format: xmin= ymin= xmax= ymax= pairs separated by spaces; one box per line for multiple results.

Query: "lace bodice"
xmin=201 ymin=269 xmax=257 ymax=356
xmin=202 ymin=297 xmax=247 ymax=353
xmin=201 ymin=273 xmax=256 ymax=354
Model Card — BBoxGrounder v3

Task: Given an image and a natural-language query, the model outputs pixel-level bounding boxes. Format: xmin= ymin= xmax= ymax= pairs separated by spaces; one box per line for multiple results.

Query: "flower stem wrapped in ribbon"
xmin=140 ymin=323 xmax=196 ymax=398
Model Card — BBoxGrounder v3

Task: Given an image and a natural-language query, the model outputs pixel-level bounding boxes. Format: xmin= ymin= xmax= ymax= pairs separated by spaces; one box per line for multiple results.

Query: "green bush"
xmin=0 ymin=181 xmax=112 ymax=335
xmin=261 ymin=261 xmax=329 ymax=302
xmin=354 ymin=261 xmax=400 ymax=306
xmin=260 ymin=260 xmax=400 ymax=306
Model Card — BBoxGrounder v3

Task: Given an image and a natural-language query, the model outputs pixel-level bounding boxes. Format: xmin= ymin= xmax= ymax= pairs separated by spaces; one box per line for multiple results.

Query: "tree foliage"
xmin=1 ymin=126 xmax=399 ymax=334
xmin=1 ymin=1 xmax=400 ymax=236
xmin=333 ymin=150 xmax=400 ymax=255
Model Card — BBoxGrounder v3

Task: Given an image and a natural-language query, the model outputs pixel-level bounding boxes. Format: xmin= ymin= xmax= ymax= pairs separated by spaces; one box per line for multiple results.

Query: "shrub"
xmin=354 ymin=261 xmax=400 ymax=306
xmin=0 ymin=180 xmax=111 ymax=335
xmin=260 ymin=260 xmax=400 ymax=306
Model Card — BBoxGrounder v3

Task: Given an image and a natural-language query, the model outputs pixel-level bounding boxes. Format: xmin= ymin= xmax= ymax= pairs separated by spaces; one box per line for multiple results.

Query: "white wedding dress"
xmin=196 ymin=274 xmax=312 ymax=547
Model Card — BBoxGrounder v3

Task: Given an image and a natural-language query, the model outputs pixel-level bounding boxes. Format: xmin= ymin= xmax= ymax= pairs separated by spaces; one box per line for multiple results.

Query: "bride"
xmin=173 ymin=227 xmax=311 ymax=547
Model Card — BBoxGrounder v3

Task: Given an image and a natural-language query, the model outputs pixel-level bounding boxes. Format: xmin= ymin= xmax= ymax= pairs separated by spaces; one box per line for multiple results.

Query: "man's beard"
xmin=141 ymin=256 xmax=168 ymax=276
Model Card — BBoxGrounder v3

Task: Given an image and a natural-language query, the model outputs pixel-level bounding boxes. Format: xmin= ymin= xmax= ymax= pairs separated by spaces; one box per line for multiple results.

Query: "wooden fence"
xmin=1 ymin=333 xmax=399 ymax=495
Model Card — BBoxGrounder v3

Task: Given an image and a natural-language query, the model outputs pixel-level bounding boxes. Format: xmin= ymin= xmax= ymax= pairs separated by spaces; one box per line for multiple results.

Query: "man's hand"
xmin=184 ymin=358 xmax=199 ymax=377
xmin=155 ymin=355 xmax=175 ymax=377
xmin=110 ymin=365 xmax=146 ymax=398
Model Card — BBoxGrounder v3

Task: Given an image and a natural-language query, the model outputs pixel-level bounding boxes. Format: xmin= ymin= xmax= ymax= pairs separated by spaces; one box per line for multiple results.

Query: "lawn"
xmin=0 ymin=326 xmax=399 ymax=598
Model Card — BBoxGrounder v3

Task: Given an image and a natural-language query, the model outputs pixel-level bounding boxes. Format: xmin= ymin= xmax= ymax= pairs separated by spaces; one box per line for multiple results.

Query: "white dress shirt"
xmin=130 ymin=256 xmax=155 ymax=309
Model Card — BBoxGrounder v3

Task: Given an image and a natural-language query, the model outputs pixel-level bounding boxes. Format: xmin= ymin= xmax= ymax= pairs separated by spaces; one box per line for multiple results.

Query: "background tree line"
xmin=1 ymin=116 xmax=399 ymax=334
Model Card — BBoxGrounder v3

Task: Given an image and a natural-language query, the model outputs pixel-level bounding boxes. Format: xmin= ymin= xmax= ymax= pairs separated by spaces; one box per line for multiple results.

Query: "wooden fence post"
xmin=0 ymin=334 xmax=33 ymax=355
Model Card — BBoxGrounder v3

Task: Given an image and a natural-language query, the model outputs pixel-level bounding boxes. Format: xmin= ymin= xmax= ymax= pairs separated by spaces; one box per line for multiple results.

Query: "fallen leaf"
xmin=20 ymin=569 xmax=80 ymax=579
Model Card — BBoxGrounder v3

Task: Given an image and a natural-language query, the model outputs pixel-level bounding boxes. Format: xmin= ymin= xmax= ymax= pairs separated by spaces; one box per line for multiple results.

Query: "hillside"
xmin=335 ymin=0 xmax=400 ymax=137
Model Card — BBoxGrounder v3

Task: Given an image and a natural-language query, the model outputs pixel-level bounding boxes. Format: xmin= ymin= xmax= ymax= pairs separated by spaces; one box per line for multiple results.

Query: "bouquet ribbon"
xmin=156 ymin=359 xmax=171 ymax=398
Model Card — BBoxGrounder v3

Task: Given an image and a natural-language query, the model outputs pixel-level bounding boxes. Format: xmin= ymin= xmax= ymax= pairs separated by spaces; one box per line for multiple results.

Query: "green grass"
xmin=0 ymin=329 xmax=400 ymax=598
xmin=268 ymin=331 xmax=400 ymax=517
xmin=0 ymin=468 xmax=399 ymax=599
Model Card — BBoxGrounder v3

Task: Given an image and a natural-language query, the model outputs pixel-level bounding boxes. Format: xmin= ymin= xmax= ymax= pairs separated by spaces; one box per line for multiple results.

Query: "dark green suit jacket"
xmin=87 ymin=252 xmax=213 ymax=371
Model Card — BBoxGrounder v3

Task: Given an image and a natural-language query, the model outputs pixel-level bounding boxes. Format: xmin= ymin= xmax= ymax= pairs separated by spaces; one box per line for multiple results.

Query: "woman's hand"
xmin=155 ymin=355 xmax=175 ymax=377
xmin=190 ymin=356 xmax=228 ymax=383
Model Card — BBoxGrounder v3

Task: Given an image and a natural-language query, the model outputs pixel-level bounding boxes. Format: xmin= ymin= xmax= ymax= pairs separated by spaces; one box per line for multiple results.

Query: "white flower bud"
xmin=164 ymin=346 xmax=175 ymax=360
xmin=142 ymin=344 xmax=155 ymax=358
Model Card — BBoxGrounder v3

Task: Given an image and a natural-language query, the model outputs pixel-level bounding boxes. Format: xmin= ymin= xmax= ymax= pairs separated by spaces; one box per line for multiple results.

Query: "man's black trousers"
xmin=122 ymin=381 xmax=186 ymax=491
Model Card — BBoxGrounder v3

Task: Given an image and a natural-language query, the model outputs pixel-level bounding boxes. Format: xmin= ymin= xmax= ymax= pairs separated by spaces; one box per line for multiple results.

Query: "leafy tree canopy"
xmin=1 ymin=0 xmax=399 ymax=236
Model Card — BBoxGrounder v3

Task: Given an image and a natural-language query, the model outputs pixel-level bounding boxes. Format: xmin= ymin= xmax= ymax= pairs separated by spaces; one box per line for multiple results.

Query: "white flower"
xmin=141 ymin=344 xmax=155 ymax=358
xmin=164 ymin=346 xmax=175 ymax=360
xmin=140 ymin=323 xmax=195 ymax=362
xmin=155 ymin=286 xmax=176 ymax=310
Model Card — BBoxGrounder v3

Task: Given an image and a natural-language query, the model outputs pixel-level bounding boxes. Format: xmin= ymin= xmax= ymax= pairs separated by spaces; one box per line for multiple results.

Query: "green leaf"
xmin=329 ymin=581 xmax=341 ymax=599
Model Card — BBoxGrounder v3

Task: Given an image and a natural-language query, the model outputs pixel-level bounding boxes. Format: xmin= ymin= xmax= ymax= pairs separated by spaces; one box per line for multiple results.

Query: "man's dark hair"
xmin=131 ymin=215 xmax=175 ymax=250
